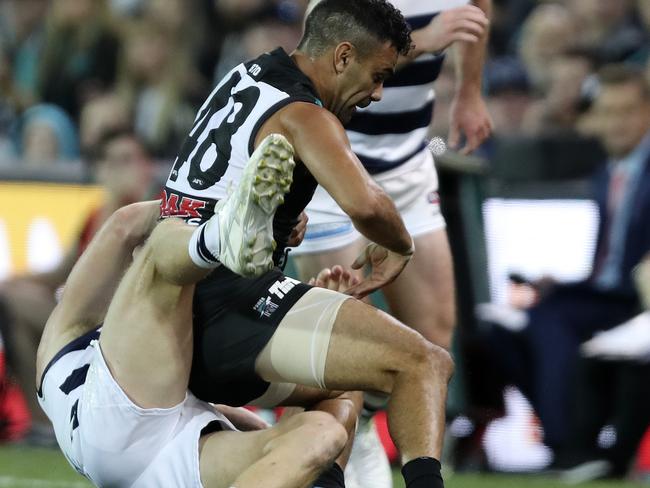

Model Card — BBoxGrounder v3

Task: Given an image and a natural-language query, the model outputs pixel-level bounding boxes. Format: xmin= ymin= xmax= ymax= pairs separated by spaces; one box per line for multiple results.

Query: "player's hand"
xmin=308 ymin=264 xmax=360 ymax=293
xmin=213 ymin=404 xmax=270 ymax=431
xmin=345 ymin=243 xmax=413 ymax=299
xmin=413 ymin=5 xmax=488 ymax=55
xmin=448 ymin=92 xmax=493 ymax=155
xmin=287 ymin=212 xmax=308 ymax=247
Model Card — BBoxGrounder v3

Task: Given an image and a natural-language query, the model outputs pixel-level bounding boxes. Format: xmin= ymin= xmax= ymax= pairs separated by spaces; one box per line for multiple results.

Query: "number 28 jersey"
xmin=162 ymin=48 xmax=322 ymax=255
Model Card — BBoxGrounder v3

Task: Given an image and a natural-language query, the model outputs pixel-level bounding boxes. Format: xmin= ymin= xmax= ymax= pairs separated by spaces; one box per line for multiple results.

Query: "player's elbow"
xmin=343 ymin=185 xmax=384 ymax=224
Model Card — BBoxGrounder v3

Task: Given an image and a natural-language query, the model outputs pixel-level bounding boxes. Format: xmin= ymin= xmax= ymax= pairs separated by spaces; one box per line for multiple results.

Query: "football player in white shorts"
xmin=36 ymin=135 xmax=347 ymax=488
xmin=293 ymin=1 xmax=493 ymax=486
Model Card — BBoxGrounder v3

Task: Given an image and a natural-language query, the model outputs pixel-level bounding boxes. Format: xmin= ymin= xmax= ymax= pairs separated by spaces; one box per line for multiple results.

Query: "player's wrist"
xmin=396 ymin=240 xmax=415 ymax=258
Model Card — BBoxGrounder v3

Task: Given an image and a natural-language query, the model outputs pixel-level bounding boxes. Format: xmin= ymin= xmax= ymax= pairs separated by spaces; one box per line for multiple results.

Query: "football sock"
xmin=188 ymin=220 xmax=220 ymax=268
xmin=313 ymin=462 xmax=345 ymax=488
xmin=402 ymin=457 xmax=444 ymax=488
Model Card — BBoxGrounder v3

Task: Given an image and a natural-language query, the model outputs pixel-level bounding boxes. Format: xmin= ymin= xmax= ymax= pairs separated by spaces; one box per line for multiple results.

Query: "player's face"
xmin=335 ymin=42 xmax=398 ymax=124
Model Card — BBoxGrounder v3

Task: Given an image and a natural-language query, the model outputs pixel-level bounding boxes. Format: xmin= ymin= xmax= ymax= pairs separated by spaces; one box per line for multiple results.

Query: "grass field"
xmin=0 ymin=445 xmax=648 ymax=488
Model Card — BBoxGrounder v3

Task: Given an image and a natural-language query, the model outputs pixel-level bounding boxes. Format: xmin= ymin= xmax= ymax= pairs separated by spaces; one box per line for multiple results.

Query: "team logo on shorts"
xmin=254 ymin=296 xmax=279 ymax=318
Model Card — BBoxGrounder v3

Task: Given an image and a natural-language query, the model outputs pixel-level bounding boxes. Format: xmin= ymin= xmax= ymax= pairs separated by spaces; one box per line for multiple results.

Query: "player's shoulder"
xmin=244 ymin=48 xmax=321 ymax=104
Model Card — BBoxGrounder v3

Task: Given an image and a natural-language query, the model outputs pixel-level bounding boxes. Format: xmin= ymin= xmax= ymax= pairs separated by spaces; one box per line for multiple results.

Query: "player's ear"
xmin=333 ymin=42 xmax=354 ymax=75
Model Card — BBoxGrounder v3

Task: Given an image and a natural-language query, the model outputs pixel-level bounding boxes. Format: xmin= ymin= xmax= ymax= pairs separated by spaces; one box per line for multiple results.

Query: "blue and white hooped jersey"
xmin=346 ymin=0 xmax=470 ymax=174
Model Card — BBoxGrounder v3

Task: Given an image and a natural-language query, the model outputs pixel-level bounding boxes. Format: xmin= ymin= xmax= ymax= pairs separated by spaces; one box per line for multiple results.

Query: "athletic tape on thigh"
xmin=255 ymin=288 xmax=349 ymax=390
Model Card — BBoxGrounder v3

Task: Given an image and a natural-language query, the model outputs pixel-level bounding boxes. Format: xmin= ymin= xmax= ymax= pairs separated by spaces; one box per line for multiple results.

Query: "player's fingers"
xmin=351 ymin=252 xmax=368 ymax=269
xmin=452 ymin=32 xmax=480 ymax=44
xmin=452 ymin=19 xmax=486 ymax=37
xmin=448 ymin=124 xmax=460 ymax=150
xmin=346 ymin=279 xmax=381 ymax=299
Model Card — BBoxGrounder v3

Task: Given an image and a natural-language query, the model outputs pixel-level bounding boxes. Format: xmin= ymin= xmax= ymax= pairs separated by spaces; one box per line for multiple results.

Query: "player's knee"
xmin=405 ymin=337 xmax=454 ymax=382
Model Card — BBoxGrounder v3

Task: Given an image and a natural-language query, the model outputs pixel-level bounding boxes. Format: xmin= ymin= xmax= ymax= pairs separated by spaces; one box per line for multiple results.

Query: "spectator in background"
xmin=116 ymin=19 xmax=197 ymax=159
xmin=78 ymin=91 xmax=131 ymax=160
xmin=522 ymin=49 xmax=596 ymax=135
xmin=567 ymin=0 xmax=645 ymax=65
xmin=550 ymin=254 xmax=650 ymax=481
xmin=487 ymin=64 xmax=650 ymax=464
xmin=37 ymin=0 xmax=120 ymax=122
xmin=484 ymin=57 xmax=532 ymax=136
xmin=517 ymin=3 xmax=578 ymax=95
xmin=11 ymin=104 xmax=79 ymax=167
xmin=213 ymin=0 xmax=307 ymax=82
xmin=0 ymin=129 xmax=155 ymax=445
xmin=0 ymin=0 xmax=48 ymax=111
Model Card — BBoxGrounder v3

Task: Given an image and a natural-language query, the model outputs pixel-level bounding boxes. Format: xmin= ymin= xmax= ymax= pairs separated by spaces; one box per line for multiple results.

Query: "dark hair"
xmin=299 ymin=0 xmax=412 ymax=58
xmin=87 ymin=126 xmax=140 ymax=164
xmin=597 ymin=63 xmax=650 ymax=100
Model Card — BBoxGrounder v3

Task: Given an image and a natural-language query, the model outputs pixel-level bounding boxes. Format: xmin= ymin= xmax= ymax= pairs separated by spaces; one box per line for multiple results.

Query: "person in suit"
xmin=488 ymin=63 xmax=650 ymax=461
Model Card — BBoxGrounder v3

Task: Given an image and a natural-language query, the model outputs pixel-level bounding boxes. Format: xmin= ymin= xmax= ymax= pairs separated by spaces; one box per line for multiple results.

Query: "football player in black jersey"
xmin=162 ymin=2 xmax=454 ymax=487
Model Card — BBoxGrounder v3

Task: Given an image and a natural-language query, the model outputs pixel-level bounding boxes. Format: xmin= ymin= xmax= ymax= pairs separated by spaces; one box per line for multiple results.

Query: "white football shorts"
xmin=293 ymin=149 xmax=445 ymax=255
xmin=38 ymin=332 xmax=235 ymax=487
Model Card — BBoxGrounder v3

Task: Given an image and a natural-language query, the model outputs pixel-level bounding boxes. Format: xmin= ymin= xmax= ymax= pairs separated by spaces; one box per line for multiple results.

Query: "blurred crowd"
xmin=1 ymin=0 xmax=650 ymax=482
xmin=0 ymin=0 xmax=648 ymax=166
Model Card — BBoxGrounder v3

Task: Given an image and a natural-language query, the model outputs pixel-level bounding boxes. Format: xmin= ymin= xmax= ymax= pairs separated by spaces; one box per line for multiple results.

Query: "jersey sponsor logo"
xmin=160 ymin=190 xmax=207 ymax=219
xmin=252 ymin=276 xmax=301 ymax=317
xmin=268 ymin=276 xmax=300 ymax=299
xmin=248 ymin=64 xmax=262 ymax=77
xmin=253 ymin=296 xmax=279 ymax=318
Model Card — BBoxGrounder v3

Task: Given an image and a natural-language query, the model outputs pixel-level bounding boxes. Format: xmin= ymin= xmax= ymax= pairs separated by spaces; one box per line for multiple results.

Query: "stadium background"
xmin=1 ymin=0 xmax=650 ymax=486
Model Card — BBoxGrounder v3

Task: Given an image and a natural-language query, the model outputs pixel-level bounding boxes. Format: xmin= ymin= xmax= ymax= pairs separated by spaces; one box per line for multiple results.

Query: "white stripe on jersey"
xmin=357 ymin=85 xmax=435 ymax=114
xmin=349 ymin=127 xmax=429 ymax=162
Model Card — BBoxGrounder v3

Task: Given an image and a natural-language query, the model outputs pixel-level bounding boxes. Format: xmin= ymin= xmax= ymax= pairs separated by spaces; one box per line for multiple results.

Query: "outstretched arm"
xmin=259 ymin=103 xmax=414 ymax=297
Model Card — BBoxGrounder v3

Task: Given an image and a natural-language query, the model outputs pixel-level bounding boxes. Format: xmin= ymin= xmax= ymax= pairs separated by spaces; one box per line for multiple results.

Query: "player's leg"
xmin=100 ymin=135 xmax=296 ymax=408
xmin=199 ymin=410 xmax=347 ymax=488
xmin=36 ymin=200 xmax=161 ymax=381
xmin=255 ymin=290 xmax=453 ymax=466
xmin=381 ymin=228 xmax=456 ymax=349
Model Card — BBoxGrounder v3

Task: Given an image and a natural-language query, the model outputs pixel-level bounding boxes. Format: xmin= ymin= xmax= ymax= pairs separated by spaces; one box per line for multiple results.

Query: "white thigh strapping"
xmin=255 ymin=288 xmax=350 ymax=390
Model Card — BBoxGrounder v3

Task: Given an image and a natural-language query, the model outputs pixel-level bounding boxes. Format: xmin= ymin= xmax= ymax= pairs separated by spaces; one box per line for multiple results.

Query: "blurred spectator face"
xmin=125 ymin=27 xmax=169 ymax=82
xmin=17 ymin=104 xmax=79 ymax=165
xmin=145 ymin=0 xmax=185 ymax=33
xmin=22 ymin=122 xmax=59 ymax=167
xmin=79 ymin=94 xmax=130 ymax=154
xmin=95 ymin=135 xmax=154 ymax=203
xmin=545 ymin=55 xmax=592 ymax=115
xmin=519 ymin=4 xmax=576 ymax=91
xmin=594 ymin=80 xmax=650 ymax=158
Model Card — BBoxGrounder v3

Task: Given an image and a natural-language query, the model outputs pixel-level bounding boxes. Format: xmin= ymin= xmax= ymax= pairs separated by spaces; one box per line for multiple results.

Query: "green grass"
xmin=0 ymin=445 xmax=647 ymax=487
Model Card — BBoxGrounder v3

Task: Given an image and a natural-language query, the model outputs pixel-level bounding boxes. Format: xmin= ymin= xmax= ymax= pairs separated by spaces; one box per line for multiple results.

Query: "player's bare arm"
xmin=259 ymin=103 xmax=412 ymax=256
xmin=449 ymin=0 xmax=494 ymax=154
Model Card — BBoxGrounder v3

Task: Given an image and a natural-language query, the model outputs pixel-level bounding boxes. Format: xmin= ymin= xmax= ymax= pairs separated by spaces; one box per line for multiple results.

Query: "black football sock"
xmin=402 ymin=456 xmax=444 ymax=488
xmin=312 ymin=462 xmax=345 ymax=488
